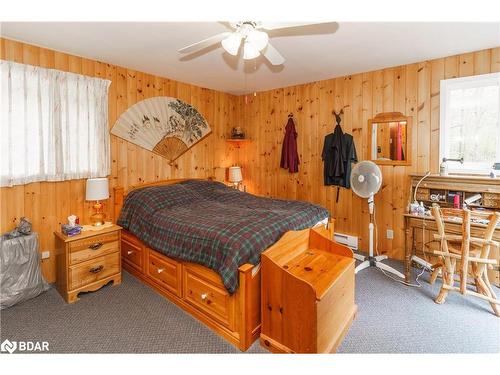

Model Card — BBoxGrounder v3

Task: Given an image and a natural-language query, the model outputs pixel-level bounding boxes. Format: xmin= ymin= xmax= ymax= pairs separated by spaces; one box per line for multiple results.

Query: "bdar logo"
xmin=1 ymin=339 xmax=17 ymax=354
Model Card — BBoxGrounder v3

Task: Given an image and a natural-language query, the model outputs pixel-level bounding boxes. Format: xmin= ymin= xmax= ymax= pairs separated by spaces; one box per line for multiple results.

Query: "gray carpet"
xmin=1 ymin=260 xmax=499 ymax=353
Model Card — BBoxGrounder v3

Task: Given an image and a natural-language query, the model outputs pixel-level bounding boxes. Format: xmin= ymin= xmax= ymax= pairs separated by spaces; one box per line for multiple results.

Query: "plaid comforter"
xmin=117 ymin=180 xmax=329 ymax=294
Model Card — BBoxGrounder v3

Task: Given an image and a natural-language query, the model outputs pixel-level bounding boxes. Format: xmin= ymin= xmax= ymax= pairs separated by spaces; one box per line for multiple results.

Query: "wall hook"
xmin=332 ymin=109 xmax=343 ymax=127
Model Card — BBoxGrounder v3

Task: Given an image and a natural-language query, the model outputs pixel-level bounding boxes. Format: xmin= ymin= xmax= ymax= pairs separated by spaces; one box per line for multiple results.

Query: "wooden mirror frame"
xmin=367 ymin=112 xmax=412 ymax=166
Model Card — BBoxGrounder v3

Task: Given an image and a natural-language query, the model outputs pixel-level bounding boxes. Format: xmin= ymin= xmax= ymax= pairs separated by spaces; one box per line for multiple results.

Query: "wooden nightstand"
xmin=54 ymin=224 xmax=122 ymax=303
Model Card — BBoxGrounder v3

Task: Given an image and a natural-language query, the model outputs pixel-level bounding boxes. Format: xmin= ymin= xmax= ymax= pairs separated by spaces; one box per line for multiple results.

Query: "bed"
xmin=113 ymin=179 xmax=330 ymax=351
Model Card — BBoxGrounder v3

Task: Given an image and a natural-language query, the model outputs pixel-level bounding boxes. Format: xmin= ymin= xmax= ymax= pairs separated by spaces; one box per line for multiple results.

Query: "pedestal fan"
xmin=350 ymin=161 xmax=405 ymax=278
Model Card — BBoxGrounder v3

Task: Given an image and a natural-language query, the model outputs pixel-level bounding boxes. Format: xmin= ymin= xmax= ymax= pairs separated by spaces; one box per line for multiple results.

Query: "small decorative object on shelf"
xmin=86 ymin=178 xmax=109 ymax=226
xmin=230 ymin=126 xmax=245 ymax=139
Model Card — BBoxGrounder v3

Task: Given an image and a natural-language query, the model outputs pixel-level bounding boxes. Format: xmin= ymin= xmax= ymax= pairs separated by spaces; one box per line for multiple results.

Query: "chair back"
xmin=432 ymin=205 xmax=500 ymax=293
xmin=431 ymin=205 xmax=471 ymax=293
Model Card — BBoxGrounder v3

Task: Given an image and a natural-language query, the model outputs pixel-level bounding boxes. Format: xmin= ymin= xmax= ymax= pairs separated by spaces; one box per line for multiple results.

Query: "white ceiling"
xmin=1 ymin=22 xmax=499 ymax=95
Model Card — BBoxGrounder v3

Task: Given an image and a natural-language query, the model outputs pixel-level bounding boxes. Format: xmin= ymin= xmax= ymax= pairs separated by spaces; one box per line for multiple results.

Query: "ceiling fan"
xmin=178 ymin=21 xmax=337 ymax=66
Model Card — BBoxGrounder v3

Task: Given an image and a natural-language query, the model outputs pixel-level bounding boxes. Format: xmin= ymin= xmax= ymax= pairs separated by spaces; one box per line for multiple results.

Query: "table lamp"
xmin=86 ymin=178 xmax=109 ymax=226
xmin=228 ymin=166 xmax=243 ymax=190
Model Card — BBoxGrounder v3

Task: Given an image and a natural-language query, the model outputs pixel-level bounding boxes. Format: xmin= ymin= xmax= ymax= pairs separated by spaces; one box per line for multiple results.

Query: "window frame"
xmin=439 ymin=72 xmax=500 ymax=175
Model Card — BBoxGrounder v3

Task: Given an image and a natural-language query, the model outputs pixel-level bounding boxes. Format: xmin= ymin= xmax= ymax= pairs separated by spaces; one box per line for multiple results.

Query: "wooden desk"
xmin=404 ymin=214 xmax=499 ymax=286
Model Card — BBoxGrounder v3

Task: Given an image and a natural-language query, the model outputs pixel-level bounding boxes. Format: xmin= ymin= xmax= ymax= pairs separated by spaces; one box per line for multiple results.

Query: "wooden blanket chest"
xmin=260 ymin=226 xmax=357 ymax=353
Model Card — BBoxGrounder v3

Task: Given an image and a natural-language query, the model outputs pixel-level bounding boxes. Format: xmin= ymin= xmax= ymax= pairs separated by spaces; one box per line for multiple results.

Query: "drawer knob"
xmin=89 ymin=265 xmax=103 ymax=274
xmin=127 ymin=250 xmax=134 ymax=255
xmin=89 ymin=242 xmax=103 ymax=251
xmin=201 ymin=293 xmax=208 ymax=300
xmin=157 ymin=268 xmax=165 ymax=274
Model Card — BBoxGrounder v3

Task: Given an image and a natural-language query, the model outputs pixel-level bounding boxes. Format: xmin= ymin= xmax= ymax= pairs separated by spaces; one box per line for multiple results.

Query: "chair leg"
xmin=481 ymin=270 xmax=500 ymax=317
xmin=429 ymin=262 xmax=442 ymax=285
xmin=483 ymin=273 xmax=498 ymax=299
xmin=472 ymin=263 xmax=500 ymax=317
xmin=429 ymin=268 xmax=440 ymax=285
xmin=435 ymin=259 xmax=455 ymax=305
xmin=435 ymin=274 xmax=450 ymax=304
xmin=472 ymin=263 xmax=485 ymax=294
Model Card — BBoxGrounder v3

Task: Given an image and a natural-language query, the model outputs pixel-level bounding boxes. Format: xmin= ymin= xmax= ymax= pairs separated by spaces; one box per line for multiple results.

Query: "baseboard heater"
xmin=334 ymin=232 xmax=359 ymax=251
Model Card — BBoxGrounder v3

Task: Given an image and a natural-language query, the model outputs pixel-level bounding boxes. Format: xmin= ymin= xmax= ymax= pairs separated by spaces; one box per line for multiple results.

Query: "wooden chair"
xmin=430 ymin=205 xmax=500 ymax=316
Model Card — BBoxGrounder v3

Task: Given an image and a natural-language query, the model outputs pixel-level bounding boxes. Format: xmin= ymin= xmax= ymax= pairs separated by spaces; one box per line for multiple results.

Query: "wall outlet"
xmin=41 ymin=251 xmax=50 ymax=259
xmin=386 ymin=229 xmax=394 ymax=239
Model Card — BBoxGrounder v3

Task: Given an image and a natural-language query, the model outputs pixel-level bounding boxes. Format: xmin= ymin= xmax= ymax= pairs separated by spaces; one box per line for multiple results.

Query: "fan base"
xmin=354 ymin=254 xmax=405 ymax=278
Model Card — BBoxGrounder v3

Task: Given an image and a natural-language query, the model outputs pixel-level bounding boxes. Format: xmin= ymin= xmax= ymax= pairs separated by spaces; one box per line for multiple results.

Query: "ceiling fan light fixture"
xmin=246 ymin=29 xmax=269 ymax=51
xmin=221 ymin=33 xmax=242 ymax=55
xmin=243 ymin=41 xmax=260 ymax=60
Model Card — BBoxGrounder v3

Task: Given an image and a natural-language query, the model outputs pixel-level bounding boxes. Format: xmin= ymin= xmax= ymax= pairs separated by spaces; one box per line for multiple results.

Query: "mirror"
xmin=368 ymin=112 xmax=412 ymax=166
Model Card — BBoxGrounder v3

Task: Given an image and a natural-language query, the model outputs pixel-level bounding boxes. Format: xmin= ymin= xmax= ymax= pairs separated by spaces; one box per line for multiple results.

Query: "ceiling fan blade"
xmin=266 ymin=22 xmax=339 ymax=38
xmin=262 ymin=43 xmax=285 ymax=66
xmin=259 ymin=22 xmax=328 ymax=30
xmin=178 ymin=32 xmax=231 ymax=54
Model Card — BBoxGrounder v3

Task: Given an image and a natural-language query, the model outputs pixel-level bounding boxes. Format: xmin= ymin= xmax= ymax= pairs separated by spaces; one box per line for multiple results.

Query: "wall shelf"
xmin=226 ymin=138 xmax=251 ymax=148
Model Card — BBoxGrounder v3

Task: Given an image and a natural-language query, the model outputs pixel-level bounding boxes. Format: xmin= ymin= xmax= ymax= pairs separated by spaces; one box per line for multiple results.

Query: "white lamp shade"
xmin=221 ymin=33 xmax=242 ymax=56
xmin=228 ymin=166 xmax=243 ymax=183
xmin=243 ymin=42 xmax=260 ymax=60
xmin=86 ymin=178 xmax=109 ymax=201
xmin=246 ymin=30 xmax=269 ymax=51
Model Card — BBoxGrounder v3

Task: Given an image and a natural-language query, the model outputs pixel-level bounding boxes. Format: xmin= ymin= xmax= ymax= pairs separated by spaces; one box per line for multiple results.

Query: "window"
xmin=440 ymin=72 xmax=500 ymax=174
xmin=1 ymin=61 xmax=111 ymax=187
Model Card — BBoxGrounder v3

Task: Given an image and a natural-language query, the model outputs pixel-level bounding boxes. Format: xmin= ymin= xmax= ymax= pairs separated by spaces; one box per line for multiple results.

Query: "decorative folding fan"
xmin=111 ymin=97 xmax=211 ymax=163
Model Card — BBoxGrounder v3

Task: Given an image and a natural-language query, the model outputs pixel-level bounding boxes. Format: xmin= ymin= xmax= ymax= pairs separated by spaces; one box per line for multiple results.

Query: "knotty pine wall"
xmin=1 ymin=37 xmax=498 ymax=282
xmin=0 ymin=38 xmax=238 ymax=282
xmin=236 ymin=47 xmax=500 ymax=260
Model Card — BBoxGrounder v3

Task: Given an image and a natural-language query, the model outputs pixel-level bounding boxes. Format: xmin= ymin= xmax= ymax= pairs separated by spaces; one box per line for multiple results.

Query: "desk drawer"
xmin=483 ymin=193 xmax=500 ymax=208
xmin=68 ymin=252 xmax=120 ymax=290
xmin=183 ymin=265 xmax=235 ymax=330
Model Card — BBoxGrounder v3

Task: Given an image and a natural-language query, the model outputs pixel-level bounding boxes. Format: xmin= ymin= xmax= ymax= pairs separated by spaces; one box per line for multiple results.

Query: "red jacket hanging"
xmin=280 ymin=117 xmax=299 ymax=173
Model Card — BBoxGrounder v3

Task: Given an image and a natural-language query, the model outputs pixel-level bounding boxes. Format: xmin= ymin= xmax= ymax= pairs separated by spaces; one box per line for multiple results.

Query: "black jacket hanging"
xmin=322 ymin=125 xmax=358 ymax=189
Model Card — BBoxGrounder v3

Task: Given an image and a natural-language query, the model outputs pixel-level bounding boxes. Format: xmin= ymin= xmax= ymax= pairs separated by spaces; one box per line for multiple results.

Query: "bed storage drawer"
xmin=147 ymin=251 xmax=182 ymax=297
xmin=68 ymin=252 xmax=121 ymax=290
xmin=121 ymin=238 xmax=144 ymax=272
xmin=183 ymin=264 xmax=235 ymax=330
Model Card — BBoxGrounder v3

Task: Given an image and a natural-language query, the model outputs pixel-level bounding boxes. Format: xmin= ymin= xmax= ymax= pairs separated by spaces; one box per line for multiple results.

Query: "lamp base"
xmin=90 ymin=201 xmax=106 ymax=226
xmin=90 ymin=213 xmax=106 ymax=226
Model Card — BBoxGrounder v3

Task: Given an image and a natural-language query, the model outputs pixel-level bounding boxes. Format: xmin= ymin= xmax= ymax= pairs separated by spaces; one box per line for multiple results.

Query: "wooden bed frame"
xmin=113 ymin=179 xmax=262 ymax=351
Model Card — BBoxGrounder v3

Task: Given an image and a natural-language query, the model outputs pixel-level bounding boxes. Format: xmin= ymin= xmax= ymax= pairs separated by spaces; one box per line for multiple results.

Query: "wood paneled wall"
xmin=1 ymin=37 xmax=498 ymax=283
xmin=0 ymin=38 xmax=238 ymax=282
xmin=237 ymin=47 xmax=500 ymax=260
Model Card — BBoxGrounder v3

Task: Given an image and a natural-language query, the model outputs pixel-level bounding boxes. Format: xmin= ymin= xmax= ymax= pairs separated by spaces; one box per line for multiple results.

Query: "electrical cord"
xmin=372 ymin=202 xmax=427 ymax=288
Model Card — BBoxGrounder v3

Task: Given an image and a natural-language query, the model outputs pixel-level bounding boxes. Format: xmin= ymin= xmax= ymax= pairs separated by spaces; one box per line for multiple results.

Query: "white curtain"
xmin=0 ymin=60 xmax=111 ymax=187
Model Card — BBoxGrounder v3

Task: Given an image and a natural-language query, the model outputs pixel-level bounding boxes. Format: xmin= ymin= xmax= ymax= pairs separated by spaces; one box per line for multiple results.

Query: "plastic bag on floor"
xmin=0 ymin=232 xmax=50 ymax=309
